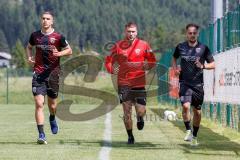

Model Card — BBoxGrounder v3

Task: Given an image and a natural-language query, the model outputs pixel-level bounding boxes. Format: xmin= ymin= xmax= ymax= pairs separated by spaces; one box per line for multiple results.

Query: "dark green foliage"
xmin=11 ymin=39 xmax=28 ymax=69
xmin=0 ymin=0 xmax=212 ymax=56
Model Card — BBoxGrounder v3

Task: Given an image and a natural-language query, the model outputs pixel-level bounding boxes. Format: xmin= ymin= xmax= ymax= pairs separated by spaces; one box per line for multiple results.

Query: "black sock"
xmin=37 ymin=125 xmax=44 ymax=134
xmin=184 ymin=121 xmax=191 ymax=130
xmin=49 ymin=114 xmax=55 ymax=121
xmin=193 ymin=126 xmax=199 ymax=137
xmin=127 ymin=129 xmax=133 ymax=138
xmin=137 ymin=116 xmax=143 ymax=122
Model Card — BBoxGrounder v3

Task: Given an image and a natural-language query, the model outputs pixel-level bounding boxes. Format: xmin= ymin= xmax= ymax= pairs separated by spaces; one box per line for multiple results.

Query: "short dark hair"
xmin=186 ymin=23 xmax=200 ymax=30
xmin=125 ymin=22 xmax=137 ymax=29
xmin=41 ymin=11 xmax=54 ymax=18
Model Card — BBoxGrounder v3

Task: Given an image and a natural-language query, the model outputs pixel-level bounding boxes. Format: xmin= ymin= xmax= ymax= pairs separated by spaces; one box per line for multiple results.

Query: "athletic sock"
xmin=49 ymin=114 xmax=55 ymax=121
xmin=184 ymin=121 xmax=191 ymax=131
xmin=137 ymin=116 xmax=143 ymax=122
xmin=37 ymin=125 xmax=44 ymax=134
xmin=127 ymin=129 xmax=133 ymax=138
xmin=193 ymin=125 xmax=199 ymax=137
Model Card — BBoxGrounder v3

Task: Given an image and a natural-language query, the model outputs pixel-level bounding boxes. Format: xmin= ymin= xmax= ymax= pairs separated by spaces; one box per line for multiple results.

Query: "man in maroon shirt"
xmin=26 ymin=11 xmax=72 ymax=144
xmin=105 ymin=22 xmax=156 ymax=144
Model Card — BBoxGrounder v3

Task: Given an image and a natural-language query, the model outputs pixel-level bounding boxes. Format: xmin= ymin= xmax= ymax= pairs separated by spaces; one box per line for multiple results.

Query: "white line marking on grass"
xmin=98 ymin=112 xmax=112 ymax=160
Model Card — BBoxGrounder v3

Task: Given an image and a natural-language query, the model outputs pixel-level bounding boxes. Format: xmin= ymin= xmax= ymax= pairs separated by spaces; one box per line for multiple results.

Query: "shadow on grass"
xmin=0 ymin=141 xmax=36 ymax=145
xmin=58 ymin=139 xmax=179 ymax=150
xmin=151 ymin=108 xmax=240 ymax=156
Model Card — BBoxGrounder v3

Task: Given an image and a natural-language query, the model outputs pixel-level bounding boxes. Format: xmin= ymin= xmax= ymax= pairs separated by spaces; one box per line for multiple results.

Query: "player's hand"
xmin=174 ymin=68 xmax=181 ymax=76
xmin=52 ymin=48 xmax=62 ymax=57
xmin=28 ymin=56 xmax=35 ymax=65
xmin=141 ymin=62 xmax=146 ymax=70
xmin=195 ymin=58 xmax=203 ymax=69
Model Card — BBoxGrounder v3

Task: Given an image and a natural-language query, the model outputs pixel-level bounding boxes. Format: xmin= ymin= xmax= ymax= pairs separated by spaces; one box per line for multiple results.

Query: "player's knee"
xmin=122 ymin=101 xmax=132 ymax=107
xmin=194 ymin=110 xmax=201 ymax=118
xmin=123 ymin=114 xmax=132 ymax=122
xmin=48 ymin=98 xmax=57 ymax=108
xmin=35 ymin=103 xmax=44 ymax=110
xmin=48 ymin=103 xmax=57 ymax=109
xmin=137 ymin=109 xmax=146 ymax=117
xmin=123 ymin=106 xmax=132 ymax=114
xmin=182 ymin=106 xmax=190 ymax=112
xmin=138 ymin=112 xmax=145 ymax=117
xmin=182 ymin=103 xmax=190 ymax=110
xmin=35 ymin=101 xmax=44 ymax=109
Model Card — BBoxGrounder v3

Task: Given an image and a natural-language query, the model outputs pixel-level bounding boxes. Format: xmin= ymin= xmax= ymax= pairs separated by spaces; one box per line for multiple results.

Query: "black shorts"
xmin=179 ymin=83 xmax=204 ymax=110
xmin=32 ymin=72 xmax=59 ymax=99
xmin=118 ymin=86 xmax=146 ymax=105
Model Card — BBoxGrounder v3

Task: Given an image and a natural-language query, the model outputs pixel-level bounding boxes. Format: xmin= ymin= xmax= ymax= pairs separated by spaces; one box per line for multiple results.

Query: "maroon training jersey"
xmin=28 ymin=29 xmax=68 ymax=75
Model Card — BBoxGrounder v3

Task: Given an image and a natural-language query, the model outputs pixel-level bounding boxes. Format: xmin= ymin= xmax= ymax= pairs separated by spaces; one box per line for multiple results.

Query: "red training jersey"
xmin=105 ymin=38 xmax=156 ymax=88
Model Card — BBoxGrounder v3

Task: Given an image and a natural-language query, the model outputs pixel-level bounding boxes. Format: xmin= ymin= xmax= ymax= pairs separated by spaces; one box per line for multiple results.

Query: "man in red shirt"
xmin=26 ymin=11 xmax=72 ymax=144
xmin=105 ymin=22 xmax=156 ymax=144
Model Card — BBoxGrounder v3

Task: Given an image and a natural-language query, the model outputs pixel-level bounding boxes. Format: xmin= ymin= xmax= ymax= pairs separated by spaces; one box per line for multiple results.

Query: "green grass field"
xmin=0 ymin=104 xmax=240 ymax=160
xmin=0 ymin=72 xmax=240 ymax=159
xmin=0 ymin=73 xmax=114 ymax=104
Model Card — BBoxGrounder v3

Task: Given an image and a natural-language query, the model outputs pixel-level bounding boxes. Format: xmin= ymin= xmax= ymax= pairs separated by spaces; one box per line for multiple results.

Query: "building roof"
xmin=0 ymin=52 xmax=11 ymax=60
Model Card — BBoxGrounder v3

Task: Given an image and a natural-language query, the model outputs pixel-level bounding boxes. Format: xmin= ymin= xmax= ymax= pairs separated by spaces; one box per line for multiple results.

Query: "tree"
xmin=11 ymin=39 xmax=28 ymax=69
xmin=0 ymin=29 xmax=10 ymax=53
xmin=150 ymin=24 xmax=185 ymax=53
xmin=0 ymin=0 xmax=212 ymax=54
